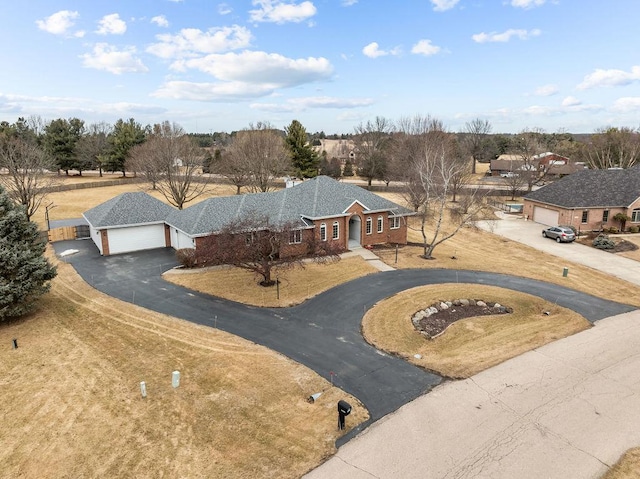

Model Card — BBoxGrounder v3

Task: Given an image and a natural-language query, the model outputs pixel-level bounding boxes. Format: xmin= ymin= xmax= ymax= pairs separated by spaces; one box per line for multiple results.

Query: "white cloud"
xmin=151 ymin=15 xmax=169 ymax=28
xmin=152 ymin=81 xmax=276 ymax=101
xmin=561 ymin=96 xmax=581 ymax=107
xmin=249 ymin=0 xmax=317 ymax=24
xmin=153 ymin=52 xmax=333 ymax=100
xmin=511 ymin=0 xmax=546 ymax=8
xmin=251 ymin=96 xmax=374 ymax=112
xmin=472 ymin=28 xmax=541 ymax=43
xmin=411 ymin=39 xmax=441 ymax=56
xmin=36 ymin=10 xmax=81 ymax=36
xmin=0 ymin=92 xmax=166 ymax=118
xmin=179 ymin=51 xmax=332 ymax=84
xmin=342 ymin=0 xmax=358 ymax=5
xmin=147 ymin=26 xmax=252 ymax=59
xmin=362 ymin=42 xmax=401 ymax=58
xmin=80 ymin=43 xmax=148 ymax=74
xmin=534 ymin=84 xmax=558 ymax=96
xmin=218 ymin=3 xmax=233 ymax=15
xmin=96 ymin=13 xmax=127 ymax=35
xmin=577 ymin=66 xmax=640 ymax=90
xmin=430 ymin=0 xmax=459 ymax=11
xmin=612 ymin=97 xmax=640 ymax=112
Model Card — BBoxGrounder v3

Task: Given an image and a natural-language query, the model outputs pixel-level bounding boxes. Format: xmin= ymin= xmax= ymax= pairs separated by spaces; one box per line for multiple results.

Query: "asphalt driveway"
xmin=53 ymin=239 xmax=636 ymax=444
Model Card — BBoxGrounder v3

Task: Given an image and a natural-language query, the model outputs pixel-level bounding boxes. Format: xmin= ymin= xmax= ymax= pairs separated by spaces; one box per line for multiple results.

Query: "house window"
xmin=289 ymin=229 xmax=302 ymax=244
xmin=632 ymin=209 xmax=640 ymax=222
xmin=245 ymin=232 xmax=255 ymax=245
xmin=320 ymin=223 xmax=327 ymax=241
xmin=332 ymin=221 xmax=339 ymax=240
xmin=581 ymin=210 xmax=589 ymax=224
xmin=377 ymin=216 xmax=383 ymax=233
xmin=366 ymin=217 xmax=372 ymax=235
xmin=389 ymin=216 xmax=400 ymax=229
xmin=602 ymin=210 xmax=609 ymax=223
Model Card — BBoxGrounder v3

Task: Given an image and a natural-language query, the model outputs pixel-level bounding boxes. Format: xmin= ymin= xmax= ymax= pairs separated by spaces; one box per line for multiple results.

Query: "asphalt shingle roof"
xmin=167 ymin=176 xmax=413 ymax=236
xmin=83 ymin=192 xmax=175 ymax=228
xmin=525 ymin=167 xmax=640 ymax=208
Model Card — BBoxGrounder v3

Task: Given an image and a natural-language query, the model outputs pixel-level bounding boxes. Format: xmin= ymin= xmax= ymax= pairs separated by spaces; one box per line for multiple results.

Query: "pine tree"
xmin=342 ymin=158 xmax=354 ymax=177
xmin=0 ymin=185 xmax=56 ymax=321
xmin=285 ymin=120 xmax=320 ymax=178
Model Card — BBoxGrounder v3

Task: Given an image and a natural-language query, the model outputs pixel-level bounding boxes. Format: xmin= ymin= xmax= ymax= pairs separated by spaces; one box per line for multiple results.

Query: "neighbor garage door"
xmin=107 ymin=224 xmax=166 ymax=255
xmin=533 ymin=206 xmax=559 ymax=226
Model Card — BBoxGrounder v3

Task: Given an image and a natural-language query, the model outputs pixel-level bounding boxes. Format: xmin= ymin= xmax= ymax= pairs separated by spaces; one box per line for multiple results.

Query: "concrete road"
xmin=305 ymin=309 xmax=640 ymax=479
xmin=476 ymin=214 xmax=640 ymax=287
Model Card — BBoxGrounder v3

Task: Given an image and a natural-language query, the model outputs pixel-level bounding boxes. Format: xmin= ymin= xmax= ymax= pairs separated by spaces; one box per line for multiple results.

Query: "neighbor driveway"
xmin=52 ymin=239 xmax=635 ymax=445
xmin=476 ymin=214 xmax=640 ymax=287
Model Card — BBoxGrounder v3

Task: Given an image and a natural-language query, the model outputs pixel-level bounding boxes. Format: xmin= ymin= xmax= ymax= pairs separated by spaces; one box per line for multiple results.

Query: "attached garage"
xmin=104 ymin=224 xmax=167 ymax=255
xmin=532 ymin=206 xmax=559 ymax=226
xmin=83 ymin=192 xmax=175 ymax=256
xmin=170 ymin=227 xmax=195 ymax=250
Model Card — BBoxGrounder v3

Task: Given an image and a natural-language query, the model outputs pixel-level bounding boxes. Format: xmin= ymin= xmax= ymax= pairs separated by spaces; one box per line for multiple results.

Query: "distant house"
xmin=523 ymin=167 xmax=640 ymax=230
xmin=84 ymin=176 xmax=414 ymax=256
xmin=490 ymin=153 xmax=585 ymax=179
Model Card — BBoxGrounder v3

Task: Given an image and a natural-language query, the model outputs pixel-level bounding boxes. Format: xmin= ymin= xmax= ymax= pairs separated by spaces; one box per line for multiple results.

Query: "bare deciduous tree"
xmin=396 ymin=116 xmax=487 ymax=259
xmin=129 ymin=121 xmax=209 ymax=209
xmin=512 ymin=129 xmax=546 ymax=192
xmin=583 ymin=127 xmax=640 ymax=169
xmin=353 ymin=116 xmax=394 ymax=188
xmin=463 ymin=118 xmax=492 ymax=174
xmin=0 ymin=137 xmax=57 ymax=221
xmin=227 ymin=122 xmax=290 ymax=193
xmin=195 ymin=213 xmax=342 ymax=286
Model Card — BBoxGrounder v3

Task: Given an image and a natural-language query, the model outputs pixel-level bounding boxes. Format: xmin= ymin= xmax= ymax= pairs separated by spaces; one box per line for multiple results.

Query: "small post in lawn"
xmin=395 ymin=243 xmax=398 ymax=264
xmin=172 ymin=371 xmax=180 ymax=388
xmin=276 ymin=276 xmax=280 ymax=300
xmin=140 ymin=381 xmax=147 ymax=398
xmin=12 ymin=338 xmax=18 ymax=349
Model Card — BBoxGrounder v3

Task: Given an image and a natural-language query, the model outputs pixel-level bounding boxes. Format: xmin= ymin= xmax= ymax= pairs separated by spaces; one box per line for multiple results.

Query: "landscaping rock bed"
xmin=412 ymin=299 xmax=513 ymax=339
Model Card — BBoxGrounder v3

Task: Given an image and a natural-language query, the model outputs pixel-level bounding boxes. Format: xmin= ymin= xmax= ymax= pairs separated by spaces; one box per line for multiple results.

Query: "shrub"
xmin=629 ymin=226 xmax=639 ymax=234
xmin=176 ymin=248 xmax=197 ymax=268
xmin=608 ymin=226 xmax=619 ymax=234
xmin=593 ymin=234 xmax=615 ymax=250
xmin=601 ymin=227 xmax=609 ymax=234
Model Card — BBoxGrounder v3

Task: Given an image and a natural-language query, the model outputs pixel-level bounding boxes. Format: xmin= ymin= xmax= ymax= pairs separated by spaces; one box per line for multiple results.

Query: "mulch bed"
xmin=415 ymin=303 xmax=511 ymax=338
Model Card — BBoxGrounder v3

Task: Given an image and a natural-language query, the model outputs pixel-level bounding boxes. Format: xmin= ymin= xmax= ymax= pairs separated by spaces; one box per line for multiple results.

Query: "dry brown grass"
xmin=0 ymin=254 xmax=368 ymax=479
xmin=603 ymin=448 xmax=640 ymax=479
xmin=362 ymin=284 xmax=590 ymax=378
xmin=164 ymin=256 xmax=378 ymax=307
xmin=371 ymin=216 xmax=640 ymax=308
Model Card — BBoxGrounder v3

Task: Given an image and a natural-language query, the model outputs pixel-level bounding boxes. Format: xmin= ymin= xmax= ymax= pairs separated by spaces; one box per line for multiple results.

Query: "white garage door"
xmin=533 ymin=206 xmax=559 ymax=226
xmin=107 ymin=224 xmax=166 ymax=255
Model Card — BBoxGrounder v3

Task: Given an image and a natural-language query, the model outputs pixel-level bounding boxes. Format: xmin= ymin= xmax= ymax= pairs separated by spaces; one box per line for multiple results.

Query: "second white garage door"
xmin=533 ymin=206 xmax=559 ymax=226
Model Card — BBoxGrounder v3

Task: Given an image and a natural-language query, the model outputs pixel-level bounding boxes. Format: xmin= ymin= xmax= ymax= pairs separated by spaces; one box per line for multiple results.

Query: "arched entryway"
xmin=348 ymin=215 xmax=361 ymax=249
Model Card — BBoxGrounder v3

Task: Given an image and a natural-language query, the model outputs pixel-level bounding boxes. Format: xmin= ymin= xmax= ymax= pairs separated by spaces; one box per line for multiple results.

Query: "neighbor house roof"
xmin=83 ymin=191 xmax=175 ymax=228
xmin=166 ymin=175 xmax=414 ymax=236
xmin=525 ymin=167 xmax=640 ymax=208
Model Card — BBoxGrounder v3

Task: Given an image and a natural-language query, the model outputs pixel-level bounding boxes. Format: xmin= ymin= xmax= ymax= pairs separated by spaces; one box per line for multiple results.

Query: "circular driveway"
xmin=53 ymin=240 xmax=636 ymax=444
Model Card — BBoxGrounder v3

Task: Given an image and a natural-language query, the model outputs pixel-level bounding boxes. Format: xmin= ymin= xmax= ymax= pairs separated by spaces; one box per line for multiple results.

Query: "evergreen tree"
xmin=106 ymin=118 xmax=147 ymax=176
xmin=342 ymin=158 xmax=354 ymax=176
xmin=285 ymin=120 xmax=320 ymax=178
xmin=0 ymin=185 xmax=56 ymax=321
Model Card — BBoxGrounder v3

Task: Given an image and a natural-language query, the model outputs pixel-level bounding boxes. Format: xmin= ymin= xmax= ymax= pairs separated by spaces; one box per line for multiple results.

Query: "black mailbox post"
xmin=338 ymin=400 xmax=352 ymax=430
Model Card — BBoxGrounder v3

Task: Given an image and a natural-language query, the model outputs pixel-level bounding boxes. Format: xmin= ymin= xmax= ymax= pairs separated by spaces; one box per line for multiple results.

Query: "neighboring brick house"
xmin=84 ymin=175 xmax=414 ymax=256
xmin=523 ymin=167 xmax=640 ymax=231
xmin=490 ymin=153 xmax=585 ymax=179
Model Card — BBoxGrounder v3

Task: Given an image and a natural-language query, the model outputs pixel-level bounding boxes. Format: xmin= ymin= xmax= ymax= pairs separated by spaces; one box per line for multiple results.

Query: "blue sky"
xmin=1 ymin=0 xmax=639 ymax=134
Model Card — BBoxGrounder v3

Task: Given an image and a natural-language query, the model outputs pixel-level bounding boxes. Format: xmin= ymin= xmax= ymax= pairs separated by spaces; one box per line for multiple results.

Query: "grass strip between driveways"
xmin=163 ymin=255 xmax=379 ymax=307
